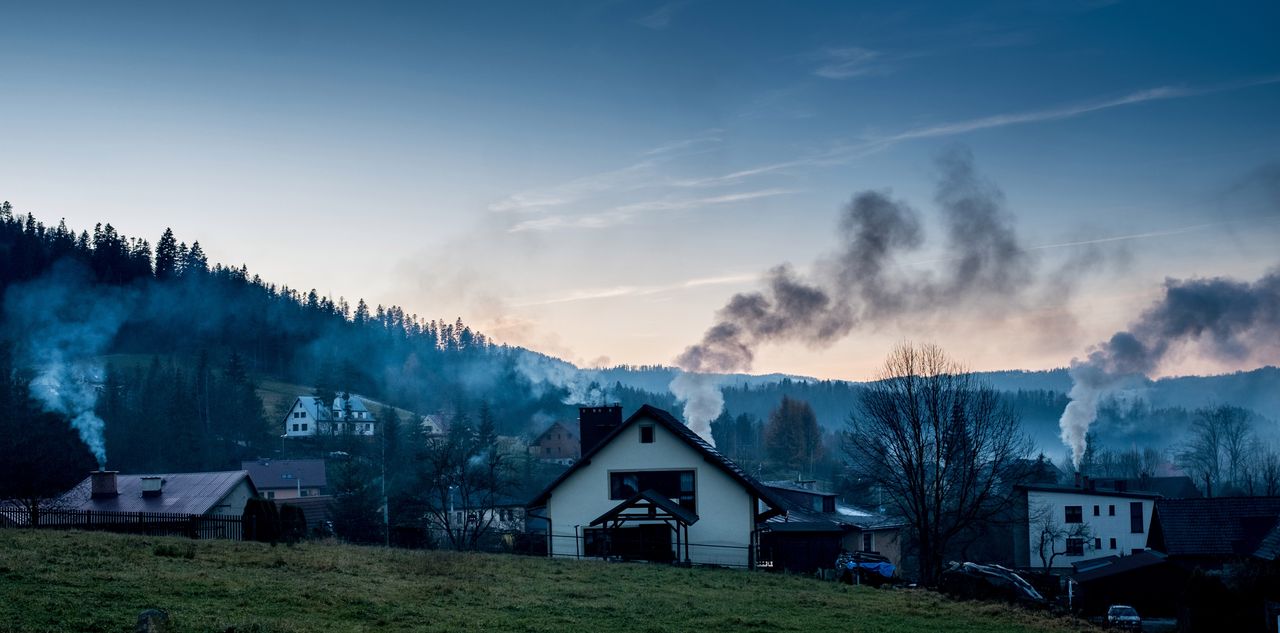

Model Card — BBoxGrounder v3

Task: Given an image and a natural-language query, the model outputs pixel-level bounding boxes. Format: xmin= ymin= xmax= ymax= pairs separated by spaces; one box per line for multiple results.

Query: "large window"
xmin=1130 ymin=502 xmax=1144 ymax=533
xmin=610 ymin=470 xmax=696 ymax=512
xmin=1065 ymin=506 xmax=1083 ymax=524
xmin=1066 ymin=537 xmax=1085 ymax=556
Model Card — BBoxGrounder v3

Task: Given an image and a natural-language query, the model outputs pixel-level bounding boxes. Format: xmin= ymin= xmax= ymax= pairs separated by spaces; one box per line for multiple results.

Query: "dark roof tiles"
xmin=58 ymin=471 xmax=255 ymax=516
xmin=1151 ymin=497 xmax=1280 ymax=557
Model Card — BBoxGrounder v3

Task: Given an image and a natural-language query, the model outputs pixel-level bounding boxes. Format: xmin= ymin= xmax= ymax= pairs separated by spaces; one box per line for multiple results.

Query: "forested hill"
xmin=2 ymin=202 xmax=1276 ymax=471
xmin=0 ymin=203 xmax=609 ymax=469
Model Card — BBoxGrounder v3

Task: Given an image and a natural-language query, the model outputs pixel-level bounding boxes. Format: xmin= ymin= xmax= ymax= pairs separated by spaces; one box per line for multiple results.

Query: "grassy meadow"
xmin=0 ymin=530 xmax=1098 ymax=633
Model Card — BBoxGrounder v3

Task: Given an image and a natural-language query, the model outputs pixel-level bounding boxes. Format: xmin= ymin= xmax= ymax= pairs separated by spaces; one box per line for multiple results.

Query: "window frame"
xmin=1130 ymin=502 xmax=1145 ymax=534
xmin=1065 ymin=537 xmax=1085 ymax=556
xmin=1064 ymin=505 xmax=1083 ymax=524
xmin=639 ymin=424 xmax=655 ymax=444
xmin=608 ymin=468 xmax=696 ymax=512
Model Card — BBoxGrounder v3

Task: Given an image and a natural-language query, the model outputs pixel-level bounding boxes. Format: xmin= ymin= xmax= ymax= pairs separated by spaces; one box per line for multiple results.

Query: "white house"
xmin=1013 ymin=480 xmax=1161 ymax=571
xmin=527 ymin=405 xmax=786 ymax=568
xmin=283 ymin=393 xmax=378 ymax=438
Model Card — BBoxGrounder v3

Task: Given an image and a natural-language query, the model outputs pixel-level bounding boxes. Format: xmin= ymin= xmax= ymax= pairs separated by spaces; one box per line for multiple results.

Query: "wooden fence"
xmin=0 ymin=507 xmax=244 ymax=541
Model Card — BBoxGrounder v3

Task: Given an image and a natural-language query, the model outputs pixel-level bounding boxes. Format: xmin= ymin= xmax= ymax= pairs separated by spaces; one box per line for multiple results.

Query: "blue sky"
xmin=2 ymin=1 xmax=1278 ymax=378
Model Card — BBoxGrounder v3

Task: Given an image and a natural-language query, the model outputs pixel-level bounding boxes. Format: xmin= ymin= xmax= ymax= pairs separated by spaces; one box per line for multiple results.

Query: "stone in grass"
xmin=136 ymin=609 xmax=171 ymax=633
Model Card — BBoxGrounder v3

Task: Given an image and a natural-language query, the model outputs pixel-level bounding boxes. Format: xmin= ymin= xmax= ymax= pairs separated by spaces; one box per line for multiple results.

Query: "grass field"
xmin=0 ymin=530 xmax=1097 ymax=633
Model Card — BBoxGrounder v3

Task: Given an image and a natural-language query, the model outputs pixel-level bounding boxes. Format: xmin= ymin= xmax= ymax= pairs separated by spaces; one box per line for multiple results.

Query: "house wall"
xmin=260 ymin=486 xmax=323 ymax=500
xmin=1022 ymin=490 xmax=1154 ymax=570
xmin=544 ymin=416 xmax=755 ymax=567
xmin=283 ymin=398 xmax=318 ymax=437
xmin=531 ymin=423 xmax=579 ymax=460
xmin=210 ymin=480 xmax=256 ymax=517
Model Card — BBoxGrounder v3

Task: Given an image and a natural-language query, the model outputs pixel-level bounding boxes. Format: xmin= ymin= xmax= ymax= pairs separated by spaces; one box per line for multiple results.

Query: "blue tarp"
xmin=846 ymin=560 xmax=895 ymax=578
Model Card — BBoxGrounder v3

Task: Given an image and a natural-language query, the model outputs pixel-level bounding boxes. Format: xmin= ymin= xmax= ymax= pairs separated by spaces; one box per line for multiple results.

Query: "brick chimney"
xmin=90 ymin=470 xmax=119 ymax=499
xmin=579 ymin=404 xmax=623 ymax=454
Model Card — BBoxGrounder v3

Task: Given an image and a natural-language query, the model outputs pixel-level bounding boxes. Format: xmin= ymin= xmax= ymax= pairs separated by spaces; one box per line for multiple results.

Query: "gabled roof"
xmin=333 ymin=394 xmax=372 ymax=416
xmin=241 ymin=459 xmax=327 ymax=491
xmin=526 ymin=404 xmax=786 ymax=513
xmin=1073 ymin=550 xmax=1171 ymax=583
xmin=1149 ymin=497 xmax=1280 ymax=557
xmin=288 ymin=396 xmax=332 ymax=421
xmin=533 ymin=420 xmax=579 ymax=443
xmin=57 ymin=471 xmax=257 ymax=516
xmin=590 ymin=489 xmax=699 ymax=527
xmin=1254 ymin=521 xmax=1280 ymax=561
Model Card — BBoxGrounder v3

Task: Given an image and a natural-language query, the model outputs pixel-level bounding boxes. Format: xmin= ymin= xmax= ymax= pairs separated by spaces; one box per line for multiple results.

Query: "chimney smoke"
xmin=1059 ymin=267 xmax=1280 ymax=467
xmin=670 ymin=147 xmax=1101 ymax=438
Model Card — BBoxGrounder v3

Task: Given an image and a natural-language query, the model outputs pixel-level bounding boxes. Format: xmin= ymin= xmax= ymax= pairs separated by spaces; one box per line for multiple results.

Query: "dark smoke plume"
xmin=672 ymin=147 xmax=1065 ymax=440
xmin=1060 ymin=268 xmax=1280 ymax=466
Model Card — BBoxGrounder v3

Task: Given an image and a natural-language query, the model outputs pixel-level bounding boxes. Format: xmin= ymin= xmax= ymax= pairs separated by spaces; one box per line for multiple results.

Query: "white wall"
xmin=1027 ymin=490 xmax=1153 ymax=569
xmin=544 ymin=415 xmax=757 ymax=567
xmin=283 ymin=399 xmax=315 ymax=437
xmin=210 ymin=479 xmax=256 ymax=517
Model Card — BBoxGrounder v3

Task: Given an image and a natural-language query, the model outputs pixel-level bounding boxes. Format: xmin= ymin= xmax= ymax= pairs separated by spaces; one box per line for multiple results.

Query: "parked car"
xmin=1106 ymin=605 xmax=1142 ymax=631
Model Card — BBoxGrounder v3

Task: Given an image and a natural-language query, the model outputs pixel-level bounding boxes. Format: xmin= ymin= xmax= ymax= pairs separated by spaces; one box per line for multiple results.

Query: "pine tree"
xmin=155 ymin=228 xmax=178 ymax=279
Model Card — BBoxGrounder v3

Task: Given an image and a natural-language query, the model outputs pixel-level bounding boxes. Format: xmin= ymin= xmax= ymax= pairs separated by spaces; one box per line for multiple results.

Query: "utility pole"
xmin=381 ymin=415 xmax=389 ymax=547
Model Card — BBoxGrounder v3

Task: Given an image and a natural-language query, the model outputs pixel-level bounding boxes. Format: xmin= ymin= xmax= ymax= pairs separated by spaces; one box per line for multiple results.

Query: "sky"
xmin=2 ymin=0 xmax=1278 ymax=380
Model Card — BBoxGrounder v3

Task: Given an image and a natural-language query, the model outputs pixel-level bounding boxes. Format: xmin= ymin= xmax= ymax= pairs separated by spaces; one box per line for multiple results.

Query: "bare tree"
xmin=415 ymin=412 xmax=516 ymax=550
xmin=844 ymin=343 xmax=1031 ymax=585
xmin=1031 ymin=501 xmax=1094 ymax=572
xmin=1178 ymin=405 xmax=1254 ymax=497
xmin=1259 ymin=446 xmax=1280 ymax=497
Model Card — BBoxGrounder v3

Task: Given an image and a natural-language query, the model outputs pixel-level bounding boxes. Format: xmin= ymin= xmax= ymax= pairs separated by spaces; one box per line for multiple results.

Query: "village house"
xmin=241 ymin=459 xmax=327 ymax=500
xmin=1011 ymin=478 xmax=1160 ymax=572
xmin=1147 ymin=496 xmax=1280 ymax=569
xmin=56 ymin=470 xmax=258 ymax=518
xmin=282 ymin=393 xmax=378 ymax=438
xmin=529 ymin=420 xmax=579 ymax=463
xmin=527 ymin=404 xmax=787 ymax=568
xmin=757 ymin=479 xmax=906 ymax=574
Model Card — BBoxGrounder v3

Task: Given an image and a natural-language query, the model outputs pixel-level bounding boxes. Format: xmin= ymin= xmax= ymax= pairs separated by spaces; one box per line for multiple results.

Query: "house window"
xmin=301 ymin=423 xmax=307 ymax=431
xmin=640 ymin=424 xmax=655 ymax=444
xmin=1093 ymin=505 xmax=1100 ymax=516
xmin=1095 ymin=537 xmax=1102 ymax=550
xmin=1066 ymin=537 xmax=1084 ymax=556
xmin=1065 ymin=506 xmax=1083 ymax=524
xmin=1109 ymin=505 xmax=1115 ymax=516
xmin=862 ymin=533 xmax=873 ymax=552
xmin=300 ymin=411 xmax=306 ymax=418
xmin=293 ymin=412 xmax=300 ymax=418
xmin=265 ymin=491 xmax=275 ymax=499
xmin=822 ymin=496 xmax=835 ymax=513
xmin=1130 ymin=502 xmax=1144 ymax=533
xmin=292 ymin=423 xmax=299 ymax=431
xmin=1110 ymin=538 xmax=1117 ymax=550
xmin=609 ymin=470 xmax=696 ymax=512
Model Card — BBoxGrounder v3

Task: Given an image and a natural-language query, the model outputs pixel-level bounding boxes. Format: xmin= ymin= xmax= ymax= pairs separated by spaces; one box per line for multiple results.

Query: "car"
xmin=1106 ymin=605 xmax=1143 ymax=631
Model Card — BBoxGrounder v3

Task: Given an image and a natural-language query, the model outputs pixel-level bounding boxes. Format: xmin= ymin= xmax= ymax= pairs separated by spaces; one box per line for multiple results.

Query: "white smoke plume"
xmin=514 ymin=350 xmax=606 ymax=406
xmin=4 ymin=262 xmax=132 ymax=468
xmin=1060 ymin=268 xmax=1280 ymax=467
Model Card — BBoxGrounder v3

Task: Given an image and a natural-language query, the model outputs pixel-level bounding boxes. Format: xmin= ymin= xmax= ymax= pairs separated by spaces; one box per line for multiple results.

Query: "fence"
xmin=0 ymin=507 xmax=244 ymax=541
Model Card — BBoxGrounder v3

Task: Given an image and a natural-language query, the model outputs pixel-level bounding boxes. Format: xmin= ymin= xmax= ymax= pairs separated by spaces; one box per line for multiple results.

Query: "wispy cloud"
xmin=635 ymin=2 xmax=683 ymax=30
xmin=811 ymin=47 xmax=887 ymax=79
xmin=512 ymin=272 xmax=759 ymax=307
xmin=508 ymin=188 xmax=797 ymax=233
xmin=490 ymin=131 xmax=723 ymax=213
xmin=689 ymin=74 xmax=1280 ymax=186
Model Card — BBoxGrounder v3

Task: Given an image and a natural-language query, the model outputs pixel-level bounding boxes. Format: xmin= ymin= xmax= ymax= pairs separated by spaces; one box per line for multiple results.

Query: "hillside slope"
xmin=0 ymin=530 xmax=1095 ymax=633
